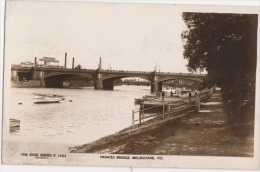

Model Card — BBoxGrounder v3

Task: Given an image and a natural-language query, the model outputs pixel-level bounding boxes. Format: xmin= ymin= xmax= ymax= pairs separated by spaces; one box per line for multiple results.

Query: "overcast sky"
xmin=5 ymin=1 xmax=189 ymax=72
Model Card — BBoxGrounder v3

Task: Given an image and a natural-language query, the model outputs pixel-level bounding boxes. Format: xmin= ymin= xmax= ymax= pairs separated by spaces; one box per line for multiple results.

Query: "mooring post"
xmin=195 ymin=91 xmax=200 ymax=112
xmin=142 ymin=100 xmax=144 ymax=120
xmin=162 ymin=99 xmax=165 ymax=119
xmin=139 ymin=110 xmax=141 ymax=124
xmin=132 ymin=110 xmax=135 ymax=128
xmin=168 ymin=104 xmax=170 ymax=116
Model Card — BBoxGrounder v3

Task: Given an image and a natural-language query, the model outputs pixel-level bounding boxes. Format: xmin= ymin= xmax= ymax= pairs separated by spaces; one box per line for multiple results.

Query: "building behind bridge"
xmin=14 ymin=57 xmax=61 ymax=68
xmin=38 ymin=57 xmax=59 ymax=67
xmin=20 ymin=61 xmax=35 ymax=67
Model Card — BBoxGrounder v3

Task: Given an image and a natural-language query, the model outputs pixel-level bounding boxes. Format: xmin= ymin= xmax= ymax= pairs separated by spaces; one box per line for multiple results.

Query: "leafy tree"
xmin=75 ymin=64 xmax=82 ymax=70
xmin=182 ymin=13 xmax=257 ymax=81
xmin=182 ymin=13 xmax=258 ymax=125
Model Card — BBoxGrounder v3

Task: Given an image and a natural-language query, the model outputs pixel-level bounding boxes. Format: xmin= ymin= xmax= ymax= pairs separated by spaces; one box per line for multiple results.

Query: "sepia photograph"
xmin=1 ymin=0 xmax=259 ymax=170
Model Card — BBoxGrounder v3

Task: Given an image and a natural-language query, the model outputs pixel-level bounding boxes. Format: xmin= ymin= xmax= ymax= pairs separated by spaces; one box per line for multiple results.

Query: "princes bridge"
xmin=11 ymin=66 xmax=206 ymax=93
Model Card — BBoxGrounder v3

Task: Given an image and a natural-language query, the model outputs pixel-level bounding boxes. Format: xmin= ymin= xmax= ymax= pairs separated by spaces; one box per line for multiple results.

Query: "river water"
xmin=7 ymin=85 xmax=150 ymax=153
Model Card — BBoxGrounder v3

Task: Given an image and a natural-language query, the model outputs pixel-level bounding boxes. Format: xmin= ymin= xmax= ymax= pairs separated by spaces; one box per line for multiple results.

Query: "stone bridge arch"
xmin=156 ymin=76 xmax=204 ymax=92
xmin=43 ymin=72 xmax=93 ymax=88
xmin=99 ymin=74 xmax=152 ymax=90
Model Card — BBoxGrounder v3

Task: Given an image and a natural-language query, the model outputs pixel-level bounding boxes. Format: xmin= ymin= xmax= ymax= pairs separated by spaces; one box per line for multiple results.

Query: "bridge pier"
xmin=32 ymin=69 xmax=45 ymax=87
xmin=94 ymin=80 xmax=103 ymax=90
xmin=151 ymin=82 xmax=162 ymax=93
xmin=151 ymin=82 xmax=158 ymax=93
xmin=151 ymin=74 xmax=160 ymax=93
xmin=94 ymin=79 xmax=115 ymax=90
xmin=11 ymin=70 xmax=19 ymax=81
xmin=158 ymin=82 xmax=162 ymax=92
xmin=94 ymin=72 xmax=103 ymax=90
xmin=40 ymin=77 xmax=45 ymax=87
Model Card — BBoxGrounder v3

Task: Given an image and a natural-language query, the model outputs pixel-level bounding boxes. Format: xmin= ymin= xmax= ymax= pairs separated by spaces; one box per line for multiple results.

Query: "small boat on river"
xmin=10 ymin=118 xmax=20 ymax=127
xmin=10 ymin=118 xmax=20 ymax=133
xmin=135 ymin=95 xmax=160 ymax=104
xmin=33 ymin=94 xmax=64 ymax=104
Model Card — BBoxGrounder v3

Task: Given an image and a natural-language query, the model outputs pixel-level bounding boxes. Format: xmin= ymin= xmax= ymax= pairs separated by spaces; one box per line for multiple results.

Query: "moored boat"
xmin=10 ymin=119 xmax=20 ymax=133
xmin=134 ymin=98 xmax=144 ymax=104
xmin=135 ymin=95 xmax=160 ymax=104
xmin=33 ymin=94 xmax=63 ymax=104
xmin=10 ymin=119 xmax=20 ymax=127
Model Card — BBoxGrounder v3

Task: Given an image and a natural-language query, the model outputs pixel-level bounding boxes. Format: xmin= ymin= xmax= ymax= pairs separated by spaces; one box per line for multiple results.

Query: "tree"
xmin=182 ymin=13 xmax=258 ymax=125
xmin=75 ymin=64 xmax=82 ymax=70
xmin=182 ymin=13 xmax=257 ymax=85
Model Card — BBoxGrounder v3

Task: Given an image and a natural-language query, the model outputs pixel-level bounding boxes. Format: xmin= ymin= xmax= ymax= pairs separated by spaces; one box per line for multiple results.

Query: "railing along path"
xmin=131 ymin=86 xmax=216 ymax=128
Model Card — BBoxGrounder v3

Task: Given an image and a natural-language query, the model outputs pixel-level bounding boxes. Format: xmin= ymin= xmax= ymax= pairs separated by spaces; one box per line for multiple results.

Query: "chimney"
xmin=72 ymin=57 xmax=75 ymax=69
xmin=64 ymin=53 xmax=67 ymax=69
xmin=99 ymin=57 xmax=102 ymax=70
xmin=34 ymin=57 xmax=37 ymax=80
xmin=34 ymin=57 xmax=37 ymax=67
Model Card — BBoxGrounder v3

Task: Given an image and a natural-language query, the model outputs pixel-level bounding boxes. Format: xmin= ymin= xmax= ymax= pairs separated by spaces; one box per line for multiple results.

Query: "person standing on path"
xmin=162 ymin=91 xmax=165 ymax=100
xmin=170 ymin=91 xmax=173 ymax=97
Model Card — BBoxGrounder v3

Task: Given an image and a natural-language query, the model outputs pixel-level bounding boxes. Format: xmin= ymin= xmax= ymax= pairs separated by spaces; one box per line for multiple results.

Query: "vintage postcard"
xmin=1 ymin=0 xmax=259 ymax=170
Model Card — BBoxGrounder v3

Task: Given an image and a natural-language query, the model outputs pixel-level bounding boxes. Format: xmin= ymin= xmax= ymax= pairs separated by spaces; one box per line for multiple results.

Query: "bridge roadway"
xmin=11 ymin=66 xmax=206 ymax=93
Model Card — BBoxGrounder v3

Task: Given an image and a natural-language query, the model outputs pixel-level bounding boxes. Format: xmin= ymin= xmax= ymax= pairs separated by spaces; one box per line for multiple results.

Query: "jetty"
xmin=131 ymin=88 xmax=211 ymax=127
xmin=70 ymin=88 xmax=253 ymax=157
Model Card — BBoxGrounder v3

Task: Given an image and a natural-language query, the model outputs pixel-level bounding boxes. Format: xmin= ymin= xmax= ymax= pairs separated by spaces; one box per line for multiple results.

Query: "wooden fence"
xmin=131 ymin=86 xmax=216 ymax=128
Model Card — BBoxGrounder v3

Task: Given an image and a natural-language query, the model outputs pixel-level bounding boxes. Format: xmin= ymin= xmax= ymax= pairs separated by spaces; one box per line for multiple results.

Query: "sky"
xmin=5 ymin=1 xmax=189 ymax=73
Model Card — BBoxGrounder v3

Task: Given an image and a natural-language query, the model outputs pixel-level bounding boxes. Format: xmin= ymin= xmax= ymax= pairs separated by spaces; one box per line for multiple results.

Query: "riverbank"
xmin=70 ymin=90 xmax=254 ymax=157
xmin=11 ymin=80 xmax=42 ymax=88
xmin=70 ymin=107 xmax=196 ymax=154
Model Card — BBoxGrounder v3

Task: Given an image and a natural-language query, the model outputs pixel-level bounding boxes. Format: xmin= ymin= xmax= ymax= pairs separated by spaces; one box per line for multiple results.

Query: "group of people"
xmin=158 ymin=90 xmax=192 ymax=102
xmin=156 ymin=91 xmax=174 ymax=98
xmin=156 ymin=91 xmax=166 ymax=100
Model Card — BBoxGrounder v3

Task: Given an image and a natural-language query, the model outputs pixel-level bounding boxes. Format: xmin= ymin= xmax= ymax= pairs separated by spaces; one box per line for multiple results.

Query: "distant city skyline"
xmin=6 ymin=1 xmax=190 ymax=73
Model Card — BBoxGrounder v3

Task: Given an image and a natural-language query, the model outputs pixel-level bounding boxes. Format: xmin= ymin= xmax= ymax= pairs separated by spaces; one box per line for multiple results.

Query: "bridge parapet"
xmin=43 ymin=68 xmax=96 ymax=73
xmin=11 ymin=66 xmax=96 ymax=72
xmin=99 ymin=69 xmax=206 ymax=77
xmin=99 ymin=69 xmax=152 ymax=74
xmin=12 ymin=66 xmax=206 ymax=77
xmin=157 ymin=72 xmax=206 ymax=77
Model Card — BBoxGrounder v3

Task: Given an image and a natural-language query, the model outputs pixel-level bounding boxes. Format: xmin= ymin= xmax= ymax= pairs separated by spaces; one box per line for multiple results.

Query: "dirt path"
xmin=71 ymin=90 xmax=254 ymax=157
xmin=148 ymin=92 xmax=254 ymax=156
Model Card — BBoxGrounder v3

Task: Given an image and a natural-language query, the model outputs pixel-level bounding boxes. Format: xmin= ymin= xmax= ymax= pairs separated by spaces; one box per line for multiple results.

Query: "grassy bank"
xmin=69 ymin=107 xmax=195 ymax=154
